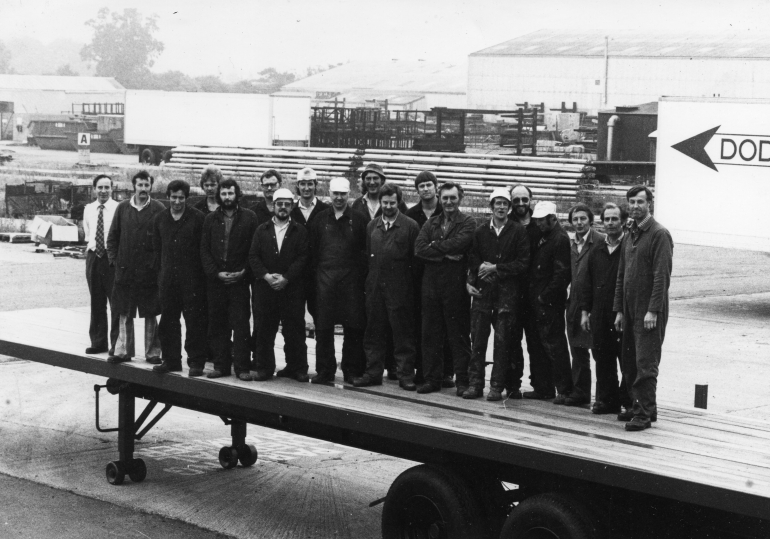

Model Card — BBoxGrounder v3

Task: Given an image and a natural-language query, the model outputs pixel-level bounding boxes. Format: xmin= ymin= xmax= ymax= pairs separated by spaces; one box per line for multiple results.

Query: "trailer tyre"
xmin=128 ymin=458 xmax=147 ymax=483
xmin=237 ymin=444 xmax=258 ymax=467
xmin=162 ymin=150 xmax=173 ymax=163
xmin=500 ymin=493 xmax=596 ymax=539
xmin=140 ymin=148 xmax=156 ymax=165
xmin=218 ymin=446 xmax=239 ymax=469
xmin=382 ymin=464 xmax=486 ymax=539
xmin=106 ymin=461 xmax=126 ymax=485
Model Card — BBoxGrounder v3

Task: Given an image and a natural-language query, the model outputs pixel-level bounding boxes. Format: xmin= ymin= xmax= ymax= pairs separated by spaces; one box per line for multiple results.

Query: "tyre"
xmin=128 ymin=458 xmax=147 ymax=483
xmin=140 ymin=148 xmax=156 ymax=165
xmin=382 ymin=464 xmax=486 ymax=539
xmin=105 ymin=461 xmax=126 ymax=485
xmin=500 ymin=493 xmax=596 ymax=539
xmin=237 ymin=444 xmax=258 ymax=467
xmin=162 ymin=150 xmax=173 ymax=163
xmin=218 ymin=446 xmax=239 ymax=469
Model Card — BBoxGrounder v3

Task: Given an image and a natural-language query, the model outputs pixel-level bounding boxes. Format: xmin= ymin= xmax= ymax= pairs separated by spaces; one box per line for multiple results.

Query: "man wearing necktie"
xmin=83 ymin=174 xmax=120 ymax=355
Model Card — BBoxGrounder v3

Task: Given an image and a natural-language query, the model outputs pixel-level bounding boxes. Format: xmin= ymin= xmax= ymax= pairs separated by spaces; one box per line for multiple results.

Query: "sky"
xmin=2 ymin=0 xmax=770 ymax=82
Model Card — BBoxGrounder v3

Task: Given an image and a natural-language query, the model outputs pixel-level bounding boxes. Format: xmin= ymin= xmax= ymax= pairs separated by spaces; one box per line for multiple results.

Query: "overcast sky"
xmin=2 ymin=0 xmax=769 ymax=81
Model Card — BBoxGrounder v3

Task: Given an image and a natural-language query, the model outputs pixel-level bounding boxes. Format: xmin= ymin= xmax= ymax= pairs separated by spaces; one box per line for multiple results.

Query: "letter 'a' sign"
xmin=656 ymin=97 xmax=770 ymax=251
xmin=77 ymin=132 xmax=91 ymax=147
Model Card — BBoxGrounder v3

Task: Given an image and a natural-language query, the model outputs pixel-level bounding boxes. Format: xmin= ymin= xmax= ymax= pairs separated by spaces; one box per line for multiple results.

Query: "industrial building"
xmin=468 ymin=30 xmax=770 ymax=113
xmin=0 ymin=74 xmax=125 ymax=142
xmin=281 ymin=59 xmax=467 ymax=110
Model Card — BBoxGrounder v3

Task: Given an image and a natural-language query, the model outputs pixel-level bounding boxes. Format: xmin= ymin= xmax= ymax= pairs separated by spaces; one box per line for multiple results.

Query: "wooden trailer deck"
xmin=1 ymin=307 xmax=769 ymax=522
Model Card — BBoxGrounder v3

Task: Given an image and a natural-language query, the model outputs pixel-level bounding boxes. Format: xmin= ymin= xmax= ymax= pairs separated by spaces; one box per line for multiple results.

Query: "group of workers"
xmin=83 ymin=162 xmax=672 ymax=433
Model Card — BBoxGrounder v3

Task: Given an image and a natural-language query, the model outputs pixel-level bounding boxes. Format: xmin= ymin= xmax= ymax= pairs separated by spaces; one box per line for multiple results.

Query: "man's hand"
xmin=581 ymin=310 xmax=591 ymax=332
xmin=445 ymin=254 xmax=463 ymax=261
xmin=478 ymin=262 xmax=497 ymax=279
xmin=271 ymin=274 xmax=289 ymax=291
xmin=466 ymin=283 xmax=482 ymax=298
xmin=644 ymin=311 xmax=658 ymax=330
xmin=614 ymin=312 xmax=624 ymax=332
xmin=264 ymin=273 xmax=279 ymax=286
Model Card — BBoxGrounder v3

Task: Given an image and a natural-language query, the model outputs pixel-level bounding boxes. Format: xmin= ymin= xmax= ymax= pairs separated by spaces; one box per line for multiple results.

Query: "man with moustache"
xmin=414 ymin=182 xmax=476 ymax=395
xmin=508 ymin=184 xmax=543 ymax=398
xmin=201 ymin=179 xmax=259 ymax=380
xmin=352 ymin=162 xmax=407 ymax=224
xmin=194 ymin=164 xmax=223 ymax=216
xmin=106 ymin=171 xmax=164 ymax=364
xmin=565 ymin=203 xmax=605 ymax=407
xmin=524 ymin=201 xmax=573 ymax=403
xmin=83 ymin=174 xmax=119 ymax=355
xmin=152 ymin=180 xmax=208 ymax=376
xmin=354 ymin=183 xmax=420 ymax=391
xmin=309 ymin=177 xmax=368 ymax=384
xmin=465 ymin=188 xmax=530 ymax=401
xmin=580 ymin=203 xmax=632 ymax=415
xmin=614 ymin=186 xmax=673 ymax=431
xmin=249 ymin=188 xmax=310 ymax=382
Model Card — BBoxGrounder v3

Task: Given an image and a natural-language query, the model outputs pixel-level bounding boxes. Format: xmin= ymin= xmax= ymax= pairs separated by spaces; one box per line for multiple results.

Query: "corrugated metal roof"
xmin=283 ymin=60 xmax=466 ymax=94
xmin=321 ymin=91 xmax=424 ymax=106
xmin=472 ymin=30 xmax=770 ymax=59
xmin=0 ymin=74 xmax=124 ymax=91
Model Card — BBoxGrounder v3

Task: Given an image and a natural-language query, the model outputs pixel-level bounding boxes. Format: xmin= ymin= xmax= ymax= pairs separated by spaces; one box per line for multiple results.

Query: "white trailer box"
xmin=656 ymin=96 xmax=770 ymax=252
xmin=271 ymin=94 xmax=311 ymax=145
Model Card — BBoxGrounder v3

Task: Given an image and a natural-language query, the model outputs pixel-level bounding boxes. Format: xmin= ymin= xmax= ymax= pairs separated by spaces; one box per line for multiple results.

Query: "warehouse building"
xmin=468 ymin=30 xmax=770 ymax=113
xmin=281 ymin=59 xmax=467 ymax=110
xmin=0 ymin=74 xmax=125 ymax=142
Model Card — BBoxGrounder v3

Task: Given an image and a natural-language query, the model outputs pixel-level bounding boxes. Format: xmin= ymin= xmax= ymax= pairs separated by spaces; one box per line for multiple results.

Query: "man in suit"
xmin=249 ymin=188 xmax=310 ymax=382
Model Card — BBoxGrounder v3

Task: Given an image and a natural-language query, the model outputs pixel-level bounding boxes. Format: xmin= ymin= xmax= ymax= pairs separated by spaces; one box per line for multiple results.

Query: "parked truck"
xmin=123 ymin=90 xmax=311 ymax=165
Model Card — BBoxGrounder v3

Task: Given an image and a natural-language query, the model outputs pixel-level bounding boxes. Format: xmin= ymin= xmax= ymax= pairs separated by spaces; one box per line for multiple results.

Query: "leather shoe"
xmin=107 ymin=355 xmax=131 ymax=364
xmin=238 ymin=372 xmax=254 ymax=381
xmin=416 ymin=383 xmax=440 ymax=394
xmin=206 ymin=370 xmax=230 ymax=379
xmin=565 ymin=394 xmax=589 ymax=407
xmin=145 ymin=356 xmax=162 ymax=365
xmin=523 ymin=390 xmax=555 ymax=400
xmin=456 ymin=386 xmax=469 ymax=397
xmin=188 ymin=368 xmax=204 ymax=378
xmin=153 ymin=362 xmax=182 ymax=374
xmin=625 ymin=417 xmax=651 ymax=431
xmin=352 ymin=374 xmax=382 ymax=387
xmin=252 ymin=371 xmax=272 ymax=381
xmin=618 ymin=409 xmax=657 ymax=422
xmin=441 ymin=376 xmax=456 ymax=388
xmin=311 ymin=373 xmax=335 ymax=384
xmin=462 ymin=387 xmax=481 ymax=400
xmin=486 ymin=389 xmax=503 ymax=401
xmin=505 ymin=389 xmax=522 ymax=399
xmin=293 ymin=373 xmax=310 ymax=383
xmin=399 ymin=379 xmax=417 ymax=391
xmin=592 ymin=402 xmax=621 ymax=415
xmin=85 ymin=346 xmax=107 ymax=354
xmin=276 ymin=369 xmax=310 ymax=382
xmin=553 ymin=393 xmax=568 ymax=405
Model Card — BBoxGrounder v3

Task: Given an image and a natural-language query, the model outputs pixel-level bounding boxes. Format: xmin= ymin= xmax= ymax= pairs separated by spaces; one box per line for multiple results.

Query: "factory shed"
xmin=469 ymin=30 xmax=770 ymax=114
xmin=281 ymin=60 xmax=467 ymax=109
xmin=0 ymin=75 xmax=125 ymax=142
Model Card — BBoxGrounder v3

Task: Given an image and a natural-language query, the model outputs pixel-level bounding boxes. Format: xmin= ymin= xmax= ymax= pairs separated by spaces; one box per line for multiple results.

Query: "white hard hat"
xmin=329 ymin=177 xmax=350 ymax=192
xmin=532 ymin=201 xmax=557 ymax=219
xmin=489 ymin=187 xmax=512 ymax=203
xmin=297 ymin=167 xmax=317 ymax=181
xmin=273 ymin=188 xmax=294 ymax=202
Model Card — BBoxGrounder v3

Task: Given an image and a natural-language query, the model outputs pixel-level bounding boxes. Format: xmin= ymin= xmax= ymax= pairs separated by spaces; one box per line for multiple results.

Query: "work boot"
xmin=591 ymin=401 xmax=620 ymax=415
xmin=153 ymin=361 xmax=182 ymax=374
xmin=399 ymin=379 xmax=417 ymax=391
xmin=311 ymin=373 xmax=335 ymax=384
xmin=188 ymin=367 xmax=204 ymax=378
xmin=386 ymin=370 xmax=399 ymax=381
xmin=107 ymin=355 xmax=131 ymax=364
xmin=625 ymin=417 xmax=652 ymax=431
xmin=618 ymin=408 xmax=657 ymax=422
xmin=553 ymin=393 xmax=568 ymax=405
xmin=456 ymin=386 xmax=469 ymax=397
xmin=145 ymin=356 xmax=162 ymax=365
xmin=522 ymin=390 xmax=555 ymax=400
xmin=505 ymin=388 xmax=522 ymax=399
xmin=486 ymin=389 xmax=503 ymax=402
xmin=441 ymin=376 xmax=456 ymax=388
xmin=462 ymin=387 xmax=481 ymax=400
xmin=416 ymin=383 xmax=440 ymax=394
xmin=252 ymin=371 xmax=272 ymax=381
xmin=352 ymin=374 xmax=382 ymax=387
xmin=206 ymin=370 xmax=230 ymax=379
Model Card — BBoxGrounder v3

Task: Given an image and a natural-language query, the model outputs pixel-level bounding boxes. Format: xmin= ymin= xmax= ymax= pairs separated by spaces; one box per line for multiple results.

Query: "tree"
xmin=0 ymin=41 xmax=13 ymax=74
xmin=55 ymin=64 xmax=78 ymax=76
xmin=254 ymin=68 xmax=296 ymax=93
xmin=80 ymin=8 xmax=164 ymax=88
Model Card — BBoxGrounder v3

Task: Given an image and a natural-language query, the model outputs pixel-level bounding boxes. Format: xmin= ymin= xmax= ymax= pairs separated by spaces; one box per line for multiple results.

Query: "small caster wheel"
xmin=106 ymin=461 xmax=126 ymax=485
xmin=128 ymin=458 xmax=147 ymax=483
xmin=218 ymin=446 xmax=238 ymax=469
xmin=237 ymin=444 xmax=258 ymax=467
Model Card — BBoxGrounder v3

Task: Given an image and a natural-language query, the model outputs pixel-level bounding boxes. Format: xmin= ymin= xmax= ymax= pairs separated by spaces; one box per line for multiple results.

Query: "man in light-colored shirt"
xmin=83 ymin=174 xmax=119 ymax=355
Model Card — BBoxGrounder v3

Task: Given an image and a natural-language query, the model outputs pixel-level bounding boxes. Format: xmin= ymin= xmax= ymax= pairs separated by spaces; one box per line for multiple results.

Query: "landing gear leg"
xmin=218 ymin=418 xmax=258 ymax=469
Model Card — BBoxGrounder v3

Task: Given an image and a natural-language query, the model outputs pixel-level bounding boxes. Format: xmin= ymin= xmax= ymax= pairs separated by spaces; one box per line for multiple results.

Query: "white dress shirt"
xmin=273 ymin=217 xmax=291 ymax=253
xmin=83 ymin=198 xmax=119 ymax=252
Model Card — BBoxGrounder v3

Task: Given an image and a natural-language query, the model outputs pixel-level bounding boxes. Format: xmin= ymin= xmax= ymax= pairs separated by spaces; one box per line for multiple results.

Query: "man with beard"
xmin=193 ymin=165 xmax=223 ymax=216
xmin=405 ymin=171 xmax=453 ymax=388
xmin=614 ymin=186 xmax=673 ymax=431
xmin=565 ymin=203 xmax=605 ymax=407
xmin=580 ymin=203 xmax=632 ymax=415
xmin=309 ymin=177 xmax=368 ymax=384
xmin=83 ymin=174 xmax=119 ymax=355
xmin=249 ymin=188 xmax=310 ymax=382
xmin=524 ymin=201 xmax=573 ymax=403
xmin=106 ymin=171 xmax=164 ymax=364
xmin=354 ymin=183 xmax=420 ymax=391
xmin=152 ymin=180 xmax=208 ymax=376
xmin=200 ymin=179 xmax=259 ymax=381
xmin=352 ymin=162 xmax=407 ymax=224
xmin=465 ymin=188 xmax=530 ymax=401
xmin=414 ymin=182 xmax=476 ymax=395
xmin=252 ymin=169 xmax=282 ymax=224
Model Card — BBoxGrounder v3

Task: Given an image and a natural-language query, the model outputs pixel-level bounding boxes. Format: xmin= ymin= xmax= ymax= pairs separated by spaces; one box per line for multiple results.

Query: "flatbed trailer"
xmin=1 ymin=307 xmax=768 ymax=539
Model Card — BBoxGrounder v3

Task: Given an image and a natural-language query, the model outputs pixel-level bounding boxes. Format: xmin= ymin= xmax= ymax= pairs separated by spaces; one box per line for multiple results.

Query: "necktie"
xmin=94 ymin=205 xmax=106 ymax=257
xmin=385 ymin=221 xmax=390 ymax=231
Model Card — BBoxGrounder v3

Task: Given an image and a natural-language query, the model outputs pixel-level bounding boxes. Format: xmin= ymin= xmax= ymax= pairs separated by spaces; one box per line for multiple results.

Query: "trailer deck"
xmin=1 ymin=307 xmax=769 ymax=528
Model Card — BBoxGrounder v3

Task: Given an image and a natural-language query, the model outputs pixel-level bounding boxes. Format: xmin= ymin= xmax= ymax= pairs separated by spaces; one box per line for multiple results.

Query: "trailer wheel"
xmin=500 ymin=493 xmax=596 ymax=539
xmin=128 ymin=458 xmax=147 ymax=483
xmin=140 ymin=148 xmax=156 ymax=165
xmin=237 ymin=444 xmax=258 ymax=467
xmin=106 ymin=461 xmax=126 ymax=485
xmin=382 ymin=464 xmax=486 ymax=539
xmin=218 ymin=446 xmax=239 ymax=469
xmin=162 ymin=150 xmax=173 ymax=163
